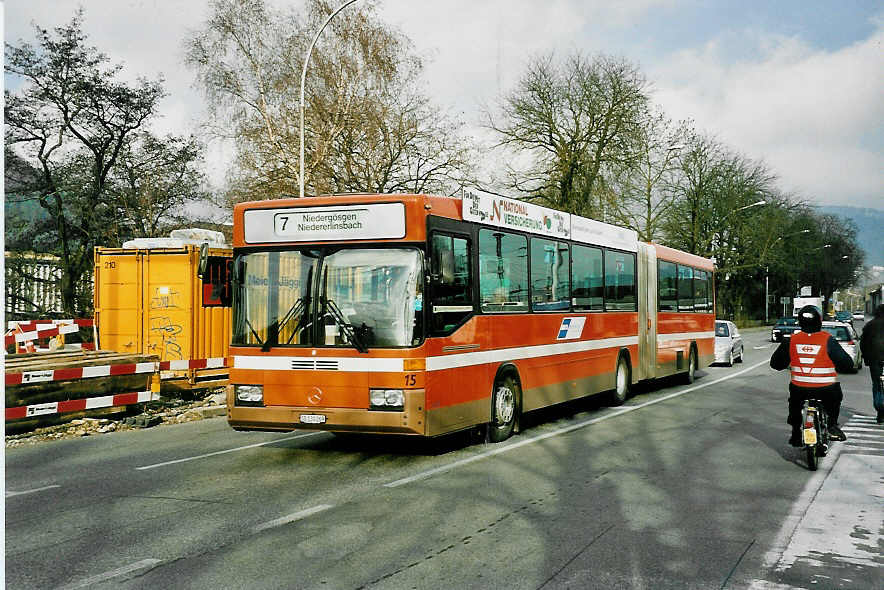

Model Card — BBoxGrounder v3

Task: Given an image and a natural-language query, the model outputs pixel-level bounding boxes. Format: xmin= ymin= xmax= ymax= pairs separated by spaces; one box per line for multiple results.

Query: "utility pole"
xmin=765 ymin=267 xmax=769 ymax=324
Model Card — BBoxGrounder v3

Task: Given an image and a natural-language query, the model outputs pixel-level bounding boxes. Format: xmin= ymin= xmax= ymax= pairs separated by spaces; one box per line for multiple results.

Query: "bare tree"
xmin=605 ymin=109 xmax=691 ymax=241
xmin=5 ymin=11 xmax=164 ymax=315
xmin=105 ymin=132 xmax=207 ymax=241
xmin=485 ymin=51 xmax=649 ymax=216
xmin=185 ymin=0 xmax=474 ymax=203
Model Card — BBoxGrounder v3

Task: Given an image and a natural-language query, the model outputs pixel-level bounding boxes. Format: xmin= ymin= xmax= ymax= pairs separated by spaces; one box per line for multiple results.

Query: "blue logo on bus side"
xmin=557 ymin=317 xmax=586 ymax=340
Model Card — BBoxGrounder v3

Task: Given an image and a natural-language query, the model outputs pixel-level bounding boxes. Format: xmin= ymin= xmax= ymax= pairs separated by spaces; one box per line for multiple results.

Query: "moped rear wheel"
xmin=806 ymin=445 xmax=818 ymax=471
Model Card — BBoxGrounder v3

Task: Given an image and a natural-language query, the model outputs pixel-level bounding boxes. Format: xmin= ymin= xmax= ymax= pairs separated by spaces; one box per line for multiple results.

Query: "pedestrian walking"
xmin=860 ymin=304 xmax=884 ymax=423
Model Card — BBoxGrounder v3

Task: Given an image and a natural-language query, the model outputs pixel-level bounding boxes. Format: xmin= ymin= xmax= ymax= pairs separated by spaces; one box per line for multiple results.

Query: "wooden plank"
xmin=5 ymin=352 xmax=157 ymax=373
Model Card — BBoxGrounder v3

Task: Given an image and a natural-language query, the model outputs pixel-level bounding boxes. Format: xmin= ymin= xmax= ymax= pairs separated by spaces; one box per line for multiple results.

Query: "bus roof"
xmin=233 ymin=191 xmax=714 ymax=271
xmin=651 ymin=243 xmax=715 ymax=271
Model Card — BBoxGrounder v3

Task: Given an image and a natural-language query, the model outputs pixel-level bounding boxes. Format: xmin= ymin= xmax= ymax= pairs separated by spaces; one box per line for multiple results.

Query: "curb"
xmin=195 ymin=404 xmax=227 ymax=418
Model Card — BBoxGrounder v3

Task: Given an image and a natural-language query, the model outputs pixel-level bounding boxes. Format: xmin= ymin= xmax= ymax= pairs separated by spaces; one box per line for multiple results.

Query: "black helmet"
xmin=797 ymin=305 xmax=822 ymax=333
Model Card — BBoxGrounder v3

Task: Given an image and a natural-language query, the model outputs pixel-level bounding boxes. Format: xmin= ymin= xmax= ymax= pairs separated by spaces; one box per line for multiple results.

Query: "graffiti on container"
xmin=150 ymin=316 xmax=184 ymax=360
xmin=151 ymin=286 xmax=181 ymax=310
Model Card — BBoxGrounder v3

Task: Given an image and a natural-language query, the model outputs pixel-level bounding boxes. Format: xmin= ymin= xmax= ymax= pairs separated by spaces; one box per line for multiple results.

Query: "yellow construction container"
xmin=94 ymin=241 xmax=232 ymax=391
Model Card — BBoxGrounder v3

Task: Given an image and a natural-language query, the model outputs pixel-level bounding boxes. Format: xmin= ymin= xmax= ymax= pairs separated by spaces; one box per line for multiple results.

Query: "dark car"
xmin=771 ymin=317 xmax=800 ymax=342
xmin=834 ymin=310 xmax=853 ymax=325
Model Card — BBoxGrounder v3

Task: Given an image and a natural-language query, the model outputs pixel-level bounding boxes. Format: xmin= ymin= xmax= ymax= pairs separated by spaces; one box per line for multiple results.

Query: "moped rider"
xmin=770 ymin=305 xmax=853 ymax=446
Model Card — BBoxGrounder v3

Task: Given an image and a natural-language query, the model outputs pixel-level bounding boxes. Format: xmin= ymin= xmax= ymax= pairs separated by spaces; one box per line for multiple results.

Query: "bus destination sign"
xmin=463 ymin=188 xmax=570 ymax=240
xmin=243 ymin=203 xmax=406 ymax=243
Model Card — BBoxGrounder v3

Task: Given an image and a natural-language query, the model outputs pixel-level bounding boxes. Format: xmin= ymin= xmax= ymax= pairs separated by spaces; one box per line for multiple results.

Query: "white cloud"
xmin=651 ymin=25 xmax=884 ymax=207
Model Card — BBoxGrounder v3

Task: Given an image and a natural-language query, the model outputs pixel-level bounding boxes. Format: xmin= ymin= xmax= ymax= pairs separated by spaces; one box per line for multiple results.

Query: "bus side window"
xmin=479 ymin=229 xmax=528 ymax=312
xmin=658 ymin=260 xmax=677 ymax=311
xmin=572 ymin=244 xmax=603 ymax=311
xmin=202 ymin=257 xmax=232 ymax=307
xmin=430 ymin=233 xmax=473 ymax=334
xmin=693 ymin=269 xmax=709 ymax=312
xmin=677 ymin=264 xmax=694 ymax=312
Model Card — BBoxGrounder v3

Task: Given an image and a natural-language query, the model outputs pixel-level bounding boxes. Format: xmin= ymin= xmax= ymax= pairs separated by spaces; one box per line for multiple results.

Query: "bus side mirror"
xmin=197 ymin=242 xmax=209 ymax=277
xmin=433 ymin=248 xmax=455 ymax=285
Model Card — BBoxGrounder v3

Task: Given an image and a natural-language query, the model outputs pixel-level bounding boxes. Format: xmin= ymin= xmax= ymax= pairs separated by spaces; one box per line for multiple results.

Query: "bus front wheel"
xmin=489 ymin=374 xmax=519 ymax=443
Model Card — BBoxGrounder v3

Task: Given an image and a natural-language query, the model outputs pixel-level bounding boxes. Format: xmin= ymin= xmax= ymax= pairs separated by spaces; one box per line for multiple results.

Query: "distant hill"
xmin=817 ymin=205 xmax=884 ymax=267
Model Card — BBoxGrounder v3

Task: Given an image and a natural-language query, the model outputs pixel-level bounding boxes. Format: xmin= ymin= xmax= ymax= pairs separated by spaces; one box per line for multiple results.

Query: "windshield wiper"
xmin=321 ymin=296 xmax=368 ymax=353
xmin=244 ymin=316 xmax=265 ymax=348
xmin=279 ymin=296 xmax=311 ymax=347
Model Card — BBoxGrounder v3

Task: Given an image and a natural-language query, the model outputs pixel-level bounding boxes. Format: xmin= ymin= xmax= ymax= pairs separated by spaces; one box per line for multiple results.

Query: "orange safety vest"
xmin=789 ymin=330 xmax=837 ymax=387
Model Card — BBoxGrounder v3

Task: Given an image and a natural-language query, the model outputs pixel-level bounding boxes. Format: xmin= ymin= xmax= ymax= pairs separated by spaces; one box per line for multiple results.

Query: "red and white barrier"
xmin=5 ymin=391 xmax=159 ymax=420
xmin=5 ymin=319 xmax=94 ymax=349
xmin=159 ymin=357 xmax=226 ymax=371
xmin=7 ymin=319 xmax=94 ymax=331
xmin=5 ymin=357 xmax=228 ymax=386
xmin=5 ymin=323 xmax=79 ymax=347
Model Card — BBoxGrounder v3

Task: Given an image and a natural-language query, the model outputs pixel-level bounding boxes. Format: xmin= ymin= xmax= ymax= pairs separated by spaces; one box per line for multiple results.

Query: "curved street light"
xmin=771 ymin=228 xmax=811 ymax=246
xmin=299 ymin=0 xmax=363 ymax=199
xmin=725 ymin=200 xmax=766 ymax=220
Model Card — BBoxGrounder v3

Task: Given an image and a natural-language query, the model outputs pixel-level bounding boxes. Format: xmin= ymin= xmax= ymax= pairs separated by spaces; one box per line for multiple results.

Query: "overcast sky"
xmin=5 ymin=0 xmax=883 ymax=210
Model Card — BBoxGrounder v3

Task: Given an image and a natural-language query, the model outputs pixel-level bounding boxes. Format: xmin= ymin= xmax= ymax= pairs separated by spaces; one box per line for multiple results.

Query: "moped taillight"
xmin=804 ymin=411 xmax=815 ymax=429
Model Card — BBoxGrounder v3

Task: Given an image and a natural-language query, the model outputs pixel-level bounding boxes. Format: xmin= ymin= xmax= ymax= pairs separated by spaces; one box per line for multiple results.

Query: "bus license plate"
xmin=803 ymin=428 xmax=817 ymax=445
xmin=300 ymin=414 xmax=327 ymax=424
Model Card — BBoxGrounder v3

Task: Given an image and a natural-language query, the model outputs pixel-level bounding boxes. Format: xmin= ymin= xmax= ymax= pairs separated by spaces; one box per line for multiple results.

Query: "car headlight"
xmin=235 ymin=384 xmax=264 ymax=406
xmin=369 ymin=388 xmax=404 ymax=410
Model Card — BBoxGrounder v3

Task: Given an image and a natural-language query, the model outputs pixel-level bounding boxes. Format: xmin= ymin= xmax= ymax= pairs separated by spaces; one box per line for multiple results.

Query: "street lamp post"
xmin=765 ymin=266 xmax=769 ymax=323
xmin=299 ymin=0 xmax=362 ymax=199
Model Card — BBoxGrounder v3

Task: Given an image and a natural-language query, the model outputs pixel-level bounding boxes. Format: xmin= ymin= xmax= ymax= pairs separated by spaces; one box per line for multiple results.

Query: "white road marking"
xmin=5 ymin=484 xmax=61 ymax=498
xmin=135 ymin=432 xmax=324 ymax=470
xmin=842 ymin=446 xmax=884 ymax=453
xmin=848 ymin=430 xmax=884 ymax=442
xmin=754 ymin=345 xmax=772 ymax=350
xmin=253 ymin=504 xmax=333 ymax=533
xmin=386 ymin=359 xmax=770 ymax=488
xmin=59 ymin=558 xmax=161 ymax=589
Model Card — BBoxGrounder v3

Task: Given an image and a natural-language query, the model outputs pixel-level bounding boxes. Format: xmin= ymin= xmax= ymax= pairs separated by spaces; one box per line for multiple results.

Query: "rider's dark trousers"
xmin=788 ymin=382 xmax=843 ymax=428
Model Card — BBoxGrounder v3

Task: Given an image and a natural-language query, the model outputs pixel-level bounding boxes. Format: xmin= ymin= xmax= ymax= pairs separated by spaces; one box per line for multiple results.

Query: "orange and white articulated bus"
xmin=227 ymin=189 xmax=715 ymax=442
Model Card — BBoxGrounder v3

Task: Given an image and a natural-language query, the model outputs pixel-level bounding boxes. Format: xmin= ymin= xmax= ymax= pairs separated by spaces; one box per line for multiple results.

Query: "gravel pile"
xmin=5 ymin=389 xmax=226 ymax=448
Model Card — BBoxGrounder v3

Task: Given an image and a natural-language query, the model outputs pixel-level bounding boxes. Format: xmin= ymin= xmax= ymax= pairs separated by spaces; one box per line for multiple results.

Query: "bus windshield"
xmin=233 ymin=247 xmax=423 ymax=349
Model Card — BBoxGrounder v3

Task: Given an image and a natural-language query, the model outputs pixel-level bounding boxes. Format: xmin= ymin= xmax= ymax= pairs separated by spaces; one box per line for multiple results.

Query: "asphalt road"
xmin=5 ymin=325 xmax=883 ymax=590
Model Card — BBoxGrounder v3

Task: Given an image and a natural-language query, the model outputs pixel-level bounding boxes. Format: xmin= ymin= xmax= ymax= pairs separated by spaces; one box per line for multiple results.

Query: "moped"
xmin=801 ymin=398 xmax=829 ymax=471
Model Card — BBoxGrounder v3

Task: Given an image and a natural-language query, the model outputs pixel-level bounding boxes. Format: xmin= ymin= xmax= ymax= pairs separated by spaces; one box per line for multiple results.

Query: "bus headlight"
xmin=369 ymin=389 xmax=404 ymax=410
xmin=235 ymin=384 xmax=264 ymax=406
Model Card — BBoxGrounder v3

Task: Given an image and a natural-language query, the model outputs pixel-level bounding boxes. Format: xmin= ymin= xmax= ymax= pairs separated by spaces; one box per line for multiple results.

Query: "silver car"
xmin=822 ymin=321 xmax=862 ymax=371
xmin=714 ymin=320 xmax=744 ymax=366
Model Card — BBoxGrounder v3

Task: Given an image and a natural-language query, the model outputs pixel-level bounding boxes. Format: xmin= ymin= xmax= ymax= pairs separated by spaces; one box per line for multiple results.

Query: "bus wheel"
xmin=609 ymin=355 xmax=630 ymax=406
xmin=682 ymin=347 xmax=697 ymax=384
xmin=489 ymin=374 xmax=519 ymax=443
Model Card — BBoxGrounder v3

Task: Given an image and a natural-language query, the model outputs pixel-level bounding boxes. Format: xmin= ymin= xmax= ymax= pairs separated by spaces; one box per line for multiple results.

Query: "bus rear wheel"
xmin=682 ymin=347 xmax=697 ymax=384
xmin=489 ymin=374 xmax=519 ymax=443
xmin=609 ymin=356 xmax=630 ymax=406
